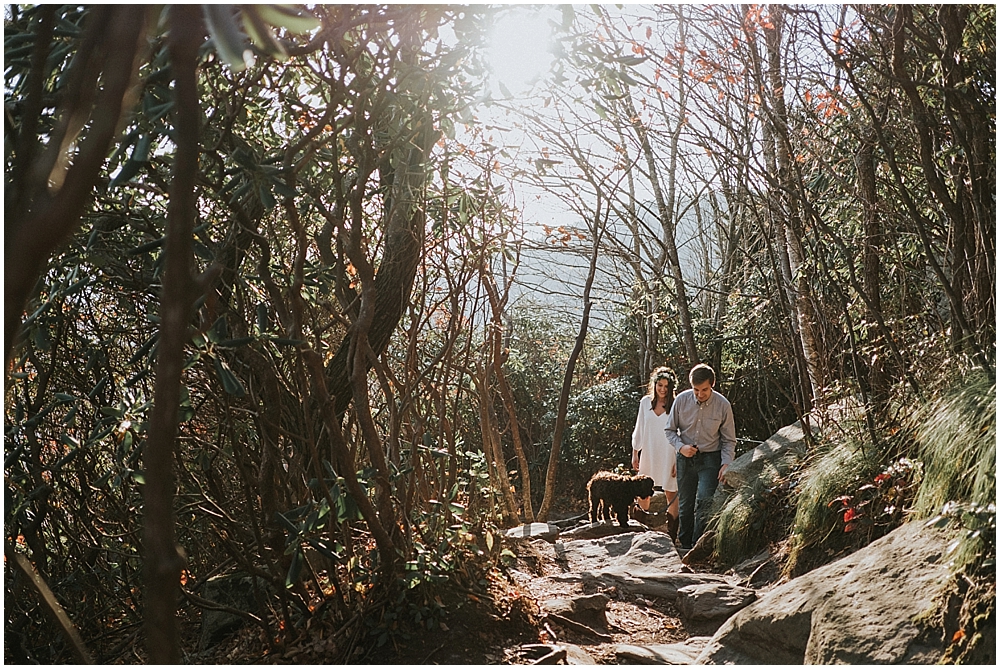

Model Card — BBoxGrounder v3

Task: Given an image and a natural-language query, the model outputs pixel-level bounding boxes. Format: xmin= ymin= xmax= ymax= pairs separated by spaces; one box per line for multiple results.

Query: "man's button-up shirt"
xmin=664 ymin=389 xmax=736 ymax=467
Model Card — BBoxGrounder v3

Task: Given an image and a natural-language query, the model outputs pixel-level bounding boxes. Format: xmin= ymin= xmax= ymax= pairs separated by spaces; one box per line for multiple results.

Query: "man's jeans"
xmin=675 ymin=449 xmax=721 ymax=548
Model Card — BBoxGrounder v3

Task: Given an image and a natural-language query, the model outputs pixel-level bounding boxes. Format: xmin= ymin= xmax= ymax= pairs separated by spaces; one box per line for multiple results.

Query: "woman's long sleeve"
xmin=631 ymin=397 xmax=646 ymax=451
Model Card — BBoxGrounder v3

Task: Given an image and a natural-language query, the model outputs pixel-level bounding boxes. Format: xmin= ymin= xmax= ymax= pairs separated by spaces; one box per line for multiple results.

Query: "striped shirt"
xmin=664 ymin=389 xmax=737 ymax=467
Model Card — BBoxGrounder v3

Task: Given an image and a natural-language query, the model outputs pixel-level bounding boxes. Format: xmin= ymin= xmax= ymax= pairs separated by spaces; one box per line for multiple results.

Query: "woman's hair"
xmin=647 ymin=366 xmax=677 ymax=410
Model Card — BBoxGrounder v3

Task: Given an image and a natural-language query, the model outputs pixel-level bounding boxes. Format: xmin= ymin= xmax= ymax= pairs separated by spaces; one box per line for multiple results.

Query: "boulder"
xmin=555 ymin=531 xmax=734 ymax=603
xmin=613 ymin=573 xmax=732 ymax=602
xmin=723 ymin=421 xmax=808 ymax=489
xmin=615 ymin=636 xmax=712 ymax=664
xmin=559 ymin=519 xmax=646 ymax=540
xmin=548 ymin=513 xmax=590 ymax=529
xmin=541 ymin=593 xmax=610 ymax=628
xmin=199 ymin=573 xmax=259 ymax=650
xmin=563 ymin=643 xmax=598 ymax=665
xmin=557 ymin=532 xmax=683 ymax=579
xmin=696 ymin=521 xmax=956 ymax=664
xmin=506 ymin=522 xmax=560 ymax=543
xmin=675 ymin=583 xmax=756 ymax=621
xmin=646 ymin=491 xmax=670 ymax=514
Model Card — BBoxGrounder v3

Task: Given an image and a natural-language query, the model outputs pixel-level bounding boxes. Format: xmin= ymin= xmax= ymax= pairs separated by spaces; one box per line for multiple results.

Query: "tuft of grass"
xmin=913 ymin=370 xmax=996 ymax=577
xmin=785 ymin=436 xmax=885 ymax=576
xmin=712 ymin=462 xmax=797 ymax=568
xmin=714 ymin=477 xmax=763 ymax=567
xmin=912 ymin=372 xmax=996 ymax=517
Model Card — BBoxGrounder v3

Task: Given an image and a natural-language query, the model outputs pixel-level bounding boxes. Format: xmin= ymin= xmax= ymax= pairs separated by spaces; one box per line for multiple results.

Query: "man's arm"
xmin=665 ymin=396 xmax=697 ymax=457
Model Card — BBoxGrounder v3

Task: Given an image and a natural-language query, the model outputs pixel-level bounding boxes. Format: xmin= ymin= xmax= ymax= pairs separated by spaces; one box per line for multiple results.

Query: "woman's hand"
xmin=631 ymin=451 xmax=640 ymax=471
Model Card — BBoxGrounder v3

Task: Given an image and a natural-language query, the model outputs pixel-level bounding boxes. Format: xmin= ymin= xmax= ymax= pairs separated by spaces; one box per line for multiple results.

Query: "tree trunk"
xmin=481 ymin=266 xmax=534 ymax=522
xmin=537 ymin=206 xmax=604 ymax=522
xmin=762 ymin=5 xmax=825 ymax=405
xmin=472 ymin=363 xmax=520 ymax=525
xmin=142 ymin=7 xmax=201 ymax=663
xmin=855 ymin=132 xmax=888 ymax=407
xmin=626 ymin=70 xmax=700 ymax=366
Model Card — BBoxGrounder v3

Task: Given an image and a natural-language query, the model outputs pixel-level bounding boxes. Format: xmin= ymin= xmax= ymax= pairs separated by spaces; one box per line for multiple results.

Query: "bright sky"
xmin=485 ymin=5 xmax=558 ymax=97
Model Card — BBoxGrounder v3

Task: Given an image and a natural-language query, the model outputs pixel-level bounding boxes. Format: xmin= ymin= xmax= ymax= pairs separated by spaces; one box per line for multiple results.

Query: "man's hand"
xmin=717 ymin=463 xmax=729 ymax=482
xmin=680 ymin=444 xmax=698 ymax=458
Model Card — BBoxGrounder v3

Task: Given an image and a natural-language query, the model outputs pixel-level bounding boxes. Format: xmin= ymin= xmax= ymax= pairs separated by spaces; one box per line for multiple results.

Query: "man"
xmin=664 ymin=363 xmax=736 ymax=549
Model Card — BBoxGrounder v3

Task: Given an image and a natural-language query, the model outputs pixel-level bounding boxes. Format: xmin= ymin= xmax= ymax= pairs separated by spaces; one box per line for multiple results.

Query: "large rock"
xmin=615 ymin=637 xmax=712 ymax=664
xmin=675 ymin=583 xmax=756 ymax=620
xmin=723 ymin=421 xmax=808 ymax=489
xmin=563 ymin=643 xmax=598 ymax=665
xmin=560 ymin=519 xmax=646 ymax=540
xmin=506 ymin=522 xmax=560 ymax=542
xmin=556 ymin=532 xmax=683 ymax=579
xmin=199 ymin=573 xmax=260 ymax=650
xmin=541 ymin=592 xmax=610 ymax=628
xmin=696 ymin=522 xmax=956 ymax=664
xmin=555 ymin=532 xmax=731 ymax=601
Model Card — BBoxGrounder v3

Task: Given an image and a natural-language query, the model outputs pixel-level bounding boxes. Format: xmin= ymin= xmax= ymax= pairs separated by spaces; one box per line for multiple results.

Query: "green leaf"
xmin=306 ymin=538 xmax=341 ymax=562
xmin=242 ymin=6 xmax=288 ymax=60
xmin=204 ymin=4 xmax=249 ymax=71
xmin=258 ymin=183 xmax=277 ymax=210
xmin=272 ymin=180 xmax=296 ymax=199
xmin=256 ymin=4 xmax=321 ymax=33
xmin=131 ymin=133 xmax=153 ymax=163
xmin=213 ymin=355 xmax=247 ymax=397
xmin=109 ymin=160 xmax=143 ymax=188
xmin=145 ymin=100 xmax=174 ymax=124
xmin=275 ymin=511 xmax=299 ymax=534
xmin=256 ymin=304 xmax=270 ymax=333
xmin=285 ymin=548 xmax=303 ymax=588
xmin=217 ymin=336 xmax=256 ymax=348
xmin=616 ymin=55 xmax=648 ymax=67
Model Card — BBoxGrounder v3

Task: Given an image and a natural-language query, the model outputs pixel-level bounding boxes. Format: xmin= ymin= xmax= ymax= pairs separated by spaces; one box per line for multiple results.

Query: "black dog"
xmin=587 ymin=471 xmax=655 ymax=527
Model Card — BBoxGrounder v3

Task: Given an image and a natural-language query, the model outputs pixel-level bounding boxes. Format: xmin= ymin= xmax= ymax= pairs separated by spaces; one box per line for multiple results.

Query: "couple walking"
xmin=631 ymin=364 xmax=736 ymax=550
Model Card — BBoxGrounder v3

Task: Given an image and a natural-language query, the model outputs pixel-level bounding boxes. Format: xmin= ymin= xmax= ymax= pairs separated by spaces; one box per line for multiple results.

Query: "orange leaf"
xmin=952 ymin=629 xmax=965 ymax=643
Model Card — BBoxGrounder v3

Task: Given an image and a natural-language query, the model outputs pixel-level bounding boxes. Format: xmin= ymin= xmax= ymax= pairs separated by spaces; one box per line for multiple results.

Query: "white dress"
xmin=631 ymin=395 xmax=678 ymax=492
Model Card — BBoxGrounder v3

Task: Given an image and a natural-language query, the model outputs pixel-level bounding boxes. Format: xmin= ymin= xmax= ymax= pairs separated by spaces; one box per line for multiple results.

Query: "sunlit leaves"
xmin=202 ymin=4 xmax=320 ymax=71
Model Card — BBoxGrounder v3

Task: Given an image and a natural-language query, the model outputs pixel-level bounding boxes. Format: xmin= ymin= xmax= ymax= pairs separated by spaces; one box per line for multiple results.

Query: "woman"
xmin=630 ymin=367 xmax=679 ymax=524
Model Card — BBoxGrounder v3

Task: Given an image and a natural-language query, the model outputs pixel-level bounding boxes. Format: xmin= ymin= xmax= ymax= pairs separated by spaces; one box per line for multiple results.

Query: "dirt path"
xmin=500 ymin=536 xmax=727 ymax=664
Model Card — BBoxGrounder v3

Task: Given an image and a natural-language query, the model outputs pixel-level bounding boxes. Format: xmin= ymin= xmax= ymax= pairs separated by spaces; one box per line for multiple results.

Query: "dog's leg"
xmin=616 ymin=503 xmax=628 ymax=527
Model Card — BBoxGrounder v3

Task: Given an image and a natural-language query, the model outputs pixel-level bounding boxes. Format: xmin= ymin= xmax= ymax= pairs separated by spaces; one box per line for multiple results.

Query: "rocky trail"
xmin=495 ymin=513 xmax=774 ymax=665
xmin=490 ymin=505 xmax=988 ymax=665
